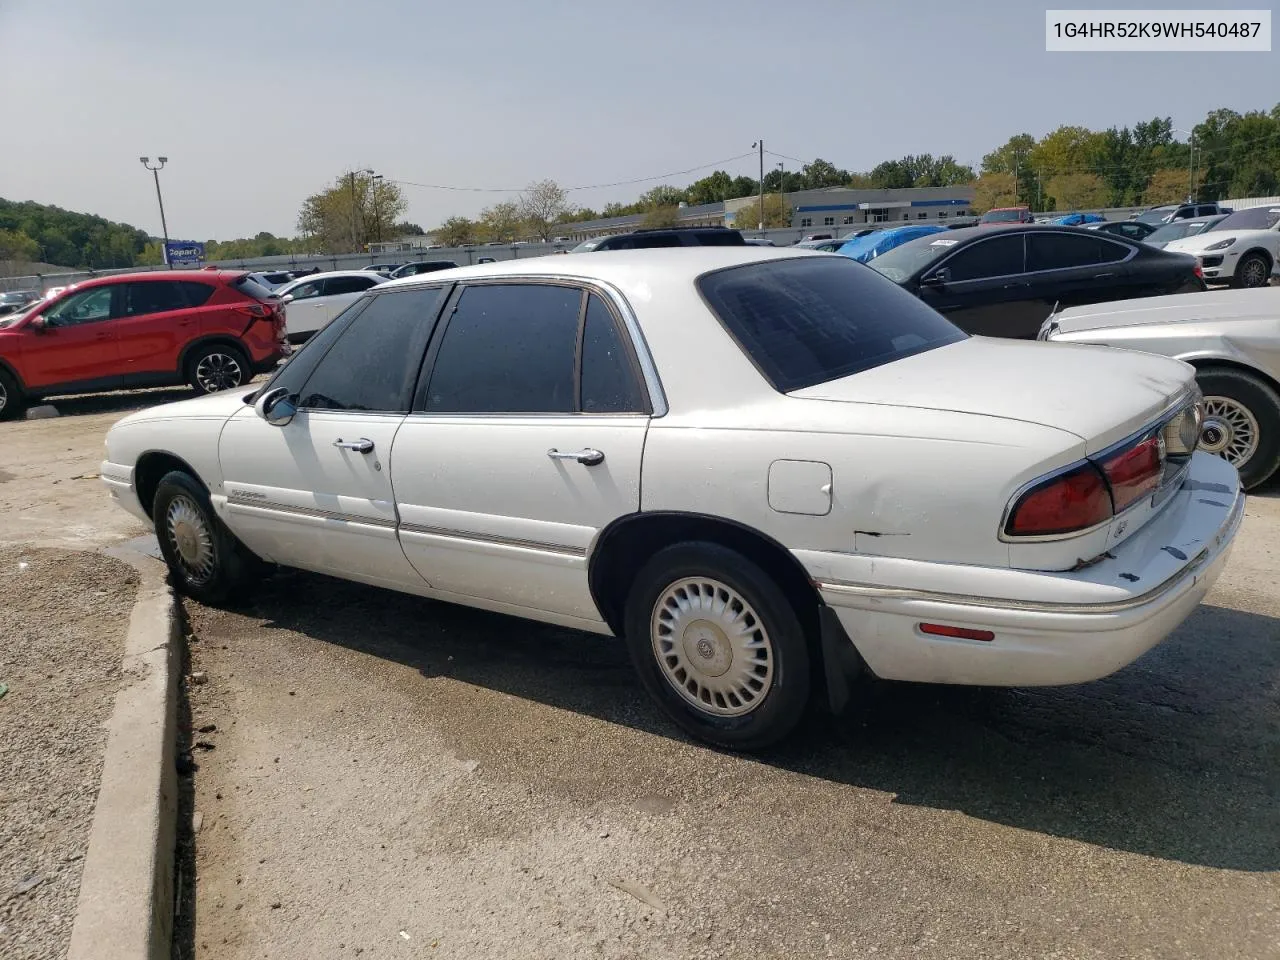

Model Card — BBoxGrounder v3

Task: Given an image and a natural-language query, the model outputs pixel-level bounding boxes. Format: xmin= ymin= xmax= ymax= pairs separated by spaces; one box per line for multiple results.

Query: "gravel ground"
xmin=0 ymin=548 xmax=137 ymax=960
xmin=179 ymin=489 xmax=1280 ymax=960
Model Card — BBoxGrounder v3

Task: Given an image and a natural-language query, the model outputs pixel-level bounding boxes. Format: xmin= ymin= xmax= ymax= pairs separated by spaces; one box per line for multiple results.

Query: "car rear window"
xmin=697 ymin=257 xmax=967 ymax=393
xmin=231 ymin=274 xmax=278 ymax=301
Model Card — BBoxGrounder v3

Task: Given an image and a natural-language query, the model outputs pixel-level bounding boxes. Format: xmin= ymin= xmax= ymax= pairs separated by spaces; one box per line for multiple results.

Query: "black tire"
xmin=1232 ymin=251 xmax=1272 ymax=289
xmin=623 ymin=542 xmax=812 ymax=751
xmin=0 ymin=367 xmax=24 ymax=421
xmin=186 ymin=343 xmax=249 ymax=395
xmin=1197 ymin=368 xmax=1280 ymax=490
xmin=152 ymin=470 xmax=257 ymax=604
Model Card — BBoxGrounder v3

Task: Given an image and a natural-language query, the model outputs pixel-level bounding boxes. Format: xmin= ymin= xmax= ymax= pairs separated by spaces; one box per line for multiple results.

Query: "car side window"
xmin=1027 ymin=233 xmax=1129 ymax=271
xmin=324 ymin=276 xmax=380 ymax=296
xmin=45 ymin=287 xmax=114 ymax=326
xmin=943 ymin=235 xmax=1025 ymax=281
xmin=580 ymin=293 xmax=646 ymax=414
xmin=289 ymin=281 xmax=322 ymax=300
xmin=178 ymin=281 xmax=216 ymax=306
xmin=122 ymin=281 xmax=190 ymax=316
xmin=424 ymin=284 xmax=581 ymax=414
xmin=295 ymin=287 xmax=445 ymax=413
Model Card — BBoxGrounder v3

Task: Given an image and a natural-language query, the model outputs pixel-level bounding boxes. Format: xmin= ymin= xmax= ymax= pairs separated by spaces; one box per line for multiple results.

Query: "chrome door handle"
xmin=547 ymin=447 xmax=605 ymax=466
xmin=333 ymin=437 xmax=375 ymax=453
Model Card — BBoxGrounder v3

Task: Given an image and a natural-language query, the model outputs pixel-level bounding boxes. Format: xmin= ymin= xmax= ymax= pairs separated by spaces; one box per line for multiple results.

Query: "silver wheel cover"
xmin=1200 ymin=395 xmax=1260 ymax=467
xmin=1239 ymin=257 xmax=1268 ymax=287
xmin=165 ymin=494 xmax=217 ymax=584
xmin=194 ymin=352 xmax=243 ymax=393
xmin=651 ymin=577 xmax=775 ymax=717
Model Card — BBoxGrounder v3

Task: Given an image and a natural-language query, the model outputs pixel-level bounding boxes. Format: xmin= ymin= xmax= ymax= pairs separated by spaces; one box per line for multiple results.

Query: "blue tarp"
xmin=1050 ymin=213 xmax=1106 ymax=226
xmin=837 ymin=224 xmax=947 ymax=262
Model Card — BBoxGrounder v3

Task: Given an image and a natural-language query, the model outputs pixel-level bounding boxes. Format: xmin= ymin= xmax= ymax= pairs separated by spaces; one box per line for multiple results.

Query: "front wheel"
xmin=152 ymin=470 xmax=257 ymax=604
xmin=1197 ymin=368 xmax=1280 ymax=490
xmin=0 ymin=367 xmax=24 ymax=421
xmin=187 ymin=344 xmax=249 ymax=395
xmin=623 ymin=542 xmax=811 ymax=751
xmin=1232 ymin=252 xmax=1272 ymax=289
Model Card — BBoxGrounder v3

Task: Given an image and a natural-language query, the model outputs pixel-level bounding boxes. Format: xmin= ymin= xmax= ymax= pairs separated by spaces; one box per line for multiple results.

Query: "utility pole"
xmin=139 ymin=157 xmax=171 ymax=269
xmin=348 ymin=171 xmax=358 ymax=253
xmin=371 ymin=173 xmax=384 ymax=246
xmin=752 ymin=140 xmax=764 ymax=231
xmin=1188 ymin=130 xmax=1196 ymax=202
xmin=776 ymin=161 xmax=786 ymax=229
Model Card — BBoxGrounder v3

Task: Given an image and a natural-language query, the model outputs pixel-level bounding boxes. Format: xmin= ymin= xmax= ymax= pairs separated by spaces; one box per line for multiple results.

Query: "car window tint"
xmin=122 ymin=281 xmax=189 ymax=316
xmin=698 ymin=257 xmax=967 ymax=393
xmin=425 ymin=284 xmax=581 ymax=413
xmin=580 ymin=294 xmax=645 ymax=414
xmin=1027 ymin=233 xmax=1128 ymax=271
xmin=325 ymin=275 xmax=380 ymax=295
xmin=296 ymin=287 xmax=445 ymax=412
xmin=944 ymin=234 xmax=1025 ymax=280
xmin=46 ymin=287 xmax=114 ymax=325
xmin=178 ymin=281 xmax=216 ymax=306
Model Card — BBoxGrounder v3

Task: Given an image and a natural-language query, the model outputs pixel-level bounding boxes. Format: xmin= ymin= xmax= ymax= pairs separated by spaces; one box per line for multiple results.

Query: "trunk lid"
xmin=789 ymin=337 xmax=1194 ymax=455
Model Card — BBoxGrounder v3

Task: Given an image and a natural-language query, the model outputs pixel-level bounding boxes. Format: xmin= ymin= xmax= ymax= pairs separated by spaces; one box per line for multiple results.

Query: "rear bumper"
xmin=798 ymin=452 xmax=1244 ymax=686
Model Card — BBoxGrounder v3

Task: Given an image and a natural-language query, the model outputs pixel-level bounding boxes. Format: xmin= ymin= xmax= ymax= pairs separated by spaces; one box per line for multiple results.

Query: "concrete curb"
xmin=67 ymin=550 xmax=179 ymax=960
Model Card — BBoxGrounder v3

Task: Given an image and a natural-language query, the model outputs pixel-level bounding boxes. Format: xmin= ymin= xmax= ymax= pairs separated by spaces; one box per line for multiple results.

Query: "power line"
xmin=387 ymin=150 xmax=760 ymax=196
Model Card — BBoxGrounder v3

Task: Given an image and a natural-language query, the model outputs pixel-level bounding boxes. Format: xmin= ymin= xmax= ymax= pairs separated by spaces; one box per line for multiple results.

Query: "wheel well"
xmin=0 ymin=357 xmax=26 ymax=392
xmin=1187 ymin=358 xmax=1280 ymax=398
xmin=177 ymin=336 xmax=250 ymax=378
xmin=1238 ymin=247 xmax=1274 ymax=268
xmin=133 ymin=451 xmax=202 ymax=519
xmin=588 ymin=512 xmax=823 ymax=642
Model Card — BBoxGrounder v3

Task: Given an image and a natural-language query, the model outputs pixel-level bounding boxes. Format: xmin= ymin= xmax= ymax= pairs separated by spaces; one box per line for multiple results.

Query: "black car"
xmin=571 ymin=227 xmax=745 ymax=252
xmin=389 ymin=260 xmax=460 ymax=279
xmin=1087 ymin=220 xmax=1157 ymax=241
xmin=867 ymin=225 xmax=1205 ymax=339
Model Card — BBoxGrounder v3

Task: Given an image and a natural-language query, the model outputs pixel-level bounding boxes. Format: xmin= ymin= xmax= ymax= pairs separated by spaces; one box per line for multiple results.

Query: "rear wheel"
xmin=1197 ymin=368 xmax=1280 ymax=489
xmin=1232 ymin=252 xmax=1272 ymax=289
xmin=0 ymin=368 xmax=24 ymax=421
xmin=187 ymin=344 xmax=249 ymax=395
xmin=152 ymin=470 xmax=258 ymax=604
xmin=623 ymin=542 xmax=811 ymax=750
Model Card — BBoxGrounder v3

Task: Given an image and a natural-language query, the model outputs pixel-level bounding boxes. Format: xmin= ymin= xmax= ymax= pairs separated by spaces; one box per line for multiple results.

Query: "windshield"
xmin=571 ymin=238 xmax=604 ymax=253
xmin=1135 ymin=206 xmax=1178 ymax=225
xmin=866 ymin=234 xmax=958 ymax=282
xmin=1207 ymin=207 xmax=1280 ymax=232
xmin=1147 ymin=220 xmax=1212 ymax=243
xmin=979 ymin=209 xmax=1025 ymax=223
xmin=697 ymin=256 xmax=966 ymax=392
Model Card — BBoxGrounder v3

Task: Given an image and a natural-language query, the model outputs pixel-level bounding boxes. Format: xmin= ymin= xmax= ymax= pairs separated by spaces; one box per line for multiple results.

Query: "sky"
xmin=1 ymin=0 xmax=1276 ymax=241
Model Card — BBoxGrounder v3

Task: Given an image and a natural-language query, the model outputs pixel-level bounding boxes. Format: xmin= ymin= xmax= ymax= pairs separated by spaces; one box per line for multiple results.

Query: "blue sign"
xmin=163 ymin=241 xmax=205 ymax=265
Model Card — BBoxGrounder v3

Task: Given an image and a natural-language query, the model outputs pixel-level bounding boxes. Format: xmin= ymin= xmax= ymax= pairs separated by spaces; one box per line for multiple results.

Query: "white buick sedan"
xmin=101 ymin=248 xmax=1243 ymax=750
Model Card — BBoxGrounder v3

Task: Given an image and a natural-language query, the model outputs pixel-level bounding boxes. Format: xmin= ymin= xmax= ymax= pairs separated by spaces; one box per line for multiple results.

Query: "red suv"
xmin=978 ymin=206 xmax=1034 ymax=225
xmin=0 ymin=270 xmax=288 ymax=420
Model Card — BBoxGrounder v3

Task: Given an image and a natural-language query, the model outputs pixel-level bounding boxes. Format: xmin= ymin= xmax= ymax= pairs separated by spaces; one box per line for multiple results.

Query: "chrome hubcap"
xmin=1200 ymin=396 xmax=1259 ymax=467
xmin=651 ymin=577 xmax=774 ymax=717
xmin=1240 ymin=258 xmax=1268 ymax=287
xmin=165 ymin=495 xmax=216 ymax=584
xmin=195 ymin=353 xmax=243 ymax=393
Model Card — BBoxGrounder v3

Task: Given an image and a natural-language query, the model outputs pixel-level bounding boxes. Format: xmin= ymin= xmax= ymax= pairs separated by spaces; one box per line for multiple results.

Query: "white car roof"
xmin=275 ymin=270 xmax=386 ymax=294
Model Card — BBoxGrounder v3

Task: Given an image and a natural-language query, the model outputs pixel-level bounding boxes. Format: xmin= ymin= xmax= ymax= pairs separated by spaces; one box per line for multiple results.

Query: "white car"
xmin=1163 ymin=206 xmax=1280 ymax=288
xmin=274 ymin=270 xmax=385 ymax=341
xmin=101 ymin=248 xmax=1243 ymax=750
xmin=245 ymin=270 xmax=296 ymax=292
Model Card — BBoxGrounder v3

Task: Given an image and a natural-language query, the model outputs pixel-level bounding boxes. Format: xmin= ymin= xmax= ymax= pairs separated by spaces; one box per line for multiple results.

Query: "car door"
xmin=316 ymin=275 xmax=382 ymax=327
xmin=280 ymin=278 xmax=328 ymax=340
xmin=20 ymin=285 xmax=121 ymax=389
xmin=915 ymin=233 xmax=1042 ymax=338
xmin=391 ymin=282 xmax=650 ymax=627
xmin=1026 ymin=232 xmax=1137 ymax=310
xmin=113 ymin=280 xmax=198 ymax=375
xmin=217 ymin=286 xmax=447 ymax=591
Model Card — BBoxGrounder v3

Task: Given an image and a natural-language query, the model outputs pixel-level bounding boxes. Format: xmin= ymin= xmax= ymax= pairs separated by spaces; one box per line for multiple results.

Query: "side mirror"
xmin=254 ymin=385 xmax=297 ymax=427
xmin=281 ymin=294 xmax=295 ymax=304
xmin=921 ymin=267 xmax=951 ymax=287
xmin=28 ymin=316 xmax=48 ymax=333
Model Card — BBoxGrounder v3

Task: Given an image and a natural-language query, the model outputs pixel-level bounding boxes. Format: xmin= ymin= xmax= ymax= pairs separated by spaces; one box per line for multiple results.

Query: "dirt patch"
xmin=0 ymin=548 xmax=137 ymax=960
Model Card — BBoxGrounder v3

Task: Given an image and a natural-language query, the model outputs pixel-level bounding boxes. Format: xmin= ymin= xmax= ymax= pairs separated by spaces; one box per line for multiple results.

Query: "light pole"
xmin=751 ymin=140 xmax=764 ymax=232
xmin=371 ymin=173 xmax=384 ymax=246
xmin=776 ymin=162 xmax=786 ymax=230
xmin=139 ymin=156 xmax=171 ymax=269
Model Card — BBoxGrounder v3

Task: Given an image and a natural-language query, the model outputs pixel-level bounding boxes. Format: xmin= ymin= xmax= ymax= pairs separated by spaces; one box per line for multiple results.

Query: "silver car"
xmin=1041 ymin=287 xmax=1280 ymax=489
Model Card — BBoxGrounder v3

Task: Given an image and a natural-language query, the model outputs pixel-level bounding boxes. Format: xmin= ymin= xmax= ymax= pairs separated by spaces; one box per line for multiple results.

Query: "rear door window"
xmin=697 ymin=256 xmax=967 ymax=393
xmin=1027 ymin=233 xmax=1129 ymax=271
xmin=943 ymin=234 xmax=1025 ymax=280
xmin=179 ymin=281 xmax=216 ymax=306
xmin=579 ymin=294 xmax=646 ymax=413
xmin=324 ymin=275 xmax=381 ymax=296
xmin=122 ymin=281 xmax=190 ymax=316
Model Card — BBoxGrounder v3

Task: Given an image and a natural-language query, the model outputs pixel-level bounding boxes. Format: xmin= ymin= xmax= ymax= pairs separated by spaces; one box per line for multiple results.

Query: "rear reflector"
xmin=919 ymin=623 xmax=995 ymax=642
xmin=1098 ymin=435 xmax=1162 ymax=512
xmin=1005 ymin=463 xmax=1112 ymax=537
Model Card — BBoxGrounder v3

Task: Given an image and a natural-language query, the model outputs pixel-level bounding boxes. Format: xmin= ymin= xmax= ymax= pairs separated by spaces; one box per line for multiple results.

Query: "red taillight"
xmin=235 ymin=302 xmax=269 ymax=319
xmin=919 ymin=623 xmax=995 ymax=642
xmin=1194 ymin=263 xmax=1204 ymax=278
xmin=1005 ymin=463 xmax=1112 ymax=537
xmin=1098 ymin=436 xmax=1162 ymax=512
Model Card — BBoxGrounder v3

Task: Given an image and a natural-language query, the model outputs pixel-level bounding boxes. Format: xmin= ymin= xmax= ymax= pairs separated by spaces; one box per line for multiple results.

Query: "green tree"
xmin=685 ymin=171 xmax=738 ymax=205
xmin=638 ymin=185 xmax=686 ymax=208
xmin=734 ymin=194 xmax=790 ymax=229
xmin=640 ymin=205 xmax=681 ymax=229
xmin=394 ymin=221 xmax=425 ymax=235
xmin=0 ymin=228 xmax=40 ymax=262
xmin=518 ymin=179 xmax=571 ymax=241
xmin=477 ymin=200 xmax=524 ymax=242
xmin=296 ymin=170 xmax=407 ymax=253
xmin=971 ymin=172 xmax=1017 ymax=213
xmin=799 ymin=158 xmax=850 ymax=189
xmin=0 ymin=198 xmax=149 ymax=268
xmin=1045 ymin=172 xmax=1108 ymax=210
xmin=1143 ymin=168 xmax=1193 ymax=205
xmin=435 ymin=216 xmax=478 ymax=247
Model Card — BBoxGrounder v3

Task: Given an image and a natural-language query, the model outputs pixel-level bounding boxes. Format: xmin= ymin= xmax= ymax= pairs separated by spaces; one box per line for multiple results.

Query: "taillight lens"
xmin=236 ymin=302 xmax=269 ymax=319
xmin=1005 ymin=463 xmax=1112 ymax=537
xmin=1194 ymin=263 xmax=1204 ymax=279
xmin=1098 ymin=435 xmax=1162 ymax=512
